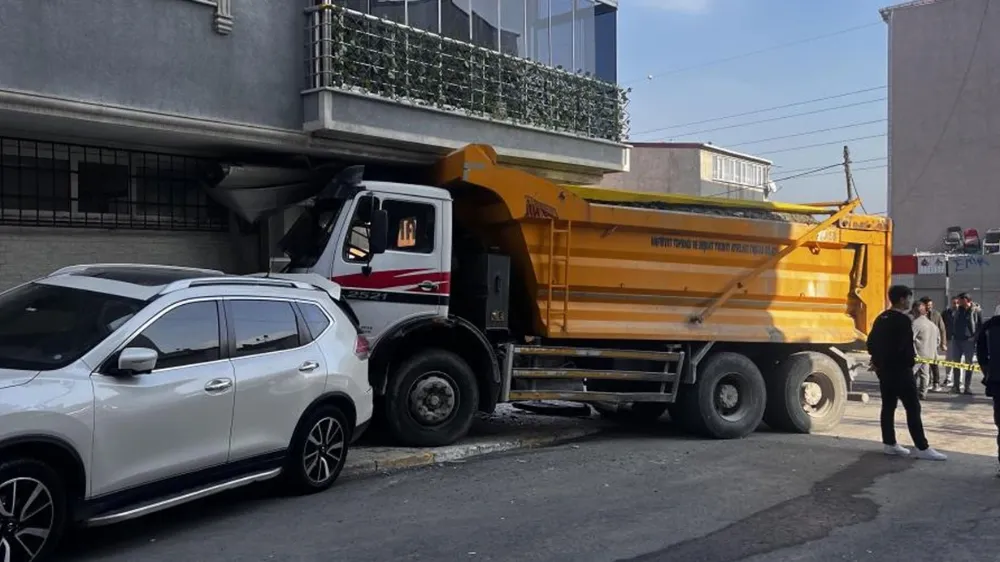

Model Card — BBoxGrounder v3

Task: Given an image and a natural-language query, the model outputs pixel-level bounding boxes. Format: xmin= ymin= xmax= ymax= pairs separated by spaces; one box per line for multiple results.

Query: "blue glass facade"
xmin=334 ymin=0 xmax=618 ymax=82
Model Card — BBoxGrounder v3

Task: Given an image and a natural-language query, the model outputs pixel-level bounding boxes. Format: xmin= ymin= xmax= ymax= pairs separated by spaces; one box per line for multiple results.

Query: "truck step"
xmin=512 ymin=345 xmax=682 ymax=362
xmin=513 ymin=368 xmax=678 ymax=382
xmin=507 ymin=390 xmax=674 ymax=403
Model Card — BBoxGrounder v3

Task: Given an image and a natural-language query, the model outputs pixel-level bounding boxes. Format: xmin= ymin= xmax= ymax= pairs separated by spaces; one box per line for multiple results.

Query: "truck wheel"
xmin=384 ymin=349 xmax=479 ymax=447
xmin=676 ymin=352 xmax=766 ymax=439
xmin=763 ymin=351 xmax=847 ymax=434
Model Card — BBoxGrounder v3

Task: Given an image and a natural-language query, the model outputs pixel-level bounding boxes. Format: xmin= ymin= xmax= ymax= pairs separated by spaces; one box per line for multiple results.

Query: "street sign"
xmin=916 ymin=254 xmax=947 ymax=275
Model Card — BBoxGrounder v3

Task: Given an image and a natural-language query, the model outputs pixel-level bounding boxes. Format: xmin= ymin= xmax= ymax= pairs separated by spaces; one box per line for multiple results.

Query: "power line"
xmin=631 ymin=97 xmax=887 ymax=138
xmin=730 ymin=119 xmax=887 ymax=148
xmin=622 ymin=22 xmax=884 ymax=86
xmin=771 ymin=164 xmax=846 ymax=183
xmin=638 ymin=86 xmax=887 ymax=132
xmin=757 ymin=134 xmax=887 ymax=156
xmin=776 ymin=157 xmax=886 ymax=175
xmin=778 ymin=164 xmax=887 ymax=181
xmin=897 ymin=0 xmax=992 ymax=202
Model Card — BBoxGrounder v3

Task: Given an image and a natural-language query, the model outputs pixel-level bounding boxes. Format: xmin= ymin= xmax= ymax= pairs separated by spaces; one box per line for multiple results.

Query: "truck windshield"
xmin=0 ymin=283 xmax=144 ymax=371
xmin=280 ymin=200 xmax=347 ymax=269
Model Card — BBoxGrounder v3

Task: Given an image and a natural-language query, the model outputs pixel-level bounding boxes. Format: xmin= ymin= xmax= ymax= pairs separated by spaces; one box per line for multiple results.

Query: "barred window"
xmin=0 ymin=138 xmax=227 ymax=232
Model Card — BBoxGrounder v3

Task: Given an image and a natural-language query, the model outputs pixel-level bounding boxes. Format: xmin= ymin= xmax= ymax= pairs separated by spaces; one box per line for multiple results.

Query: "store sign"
xmin=917 ymin=255 xmax=947 ymax=275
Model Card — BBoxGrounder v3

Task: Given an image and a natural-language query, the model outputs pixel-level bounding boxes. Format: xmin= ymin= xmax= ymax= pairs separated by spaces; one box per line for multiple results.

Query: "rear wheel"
xmin=0 ymin=458 xmax=66 ymax=562
xmin=283 ymin=405 xmax=351 ymax=495
xmin=763 ymin=351 xmax=847 ymax=433
xmin=676 ymin=352 xmax=766 ymax=439
xmin=384 ymin=350 xmax=479 ymax=447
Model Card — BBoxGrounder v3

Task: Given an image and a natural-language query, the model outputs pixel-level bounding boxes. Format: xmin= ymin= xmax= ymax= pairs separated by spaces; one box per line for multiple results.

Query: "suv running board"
xmin=83 ymin=468 xmax=282 ymax=527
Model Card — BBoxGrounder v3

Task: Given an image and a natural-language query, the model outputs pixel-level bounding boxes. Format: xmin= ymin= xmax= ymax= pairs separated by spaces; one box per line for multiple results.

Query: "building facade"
xmin=600 ymin=142 xmax=773 ymax=200
xmin=882 ymin=0 xmax=1000 ymax=255
xmin=0 ymin=0 xmax=625 ymax=288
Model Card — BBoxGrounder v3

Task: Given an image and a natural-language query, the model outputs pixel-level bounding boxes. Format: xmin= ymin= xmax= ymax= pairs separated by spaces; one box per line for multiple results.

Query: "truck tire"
xmin=763 ymin=351 xmax=847 ymax=434
xmin=676 ymin=352 xmax=766 ymax=439
xmin=384 ymin=349 xmax=480 ymax=447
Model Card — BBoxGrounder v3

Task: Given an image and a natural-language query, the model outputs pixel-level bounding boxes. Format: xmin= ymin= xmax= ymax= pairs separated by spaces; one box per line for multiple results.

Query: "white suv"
xmin=0 ymin=264 xmax=373 ymax=562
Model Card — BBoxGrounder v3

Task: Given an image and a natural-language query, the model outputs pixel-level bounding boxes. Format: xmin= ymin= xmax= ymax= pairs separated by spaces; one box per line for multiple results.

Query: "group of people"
xmin=909 ymin=293 xmax=982 ymax=397
xmin=867 ymin=284 xmax=1000 ymax=474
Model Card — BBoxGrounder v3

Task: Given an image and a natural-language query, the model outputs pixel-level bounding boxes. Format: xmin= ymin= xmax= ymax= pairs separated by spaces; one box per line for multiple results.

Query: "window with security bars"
xmin=0 ymin=138 xmax=228 ymax=231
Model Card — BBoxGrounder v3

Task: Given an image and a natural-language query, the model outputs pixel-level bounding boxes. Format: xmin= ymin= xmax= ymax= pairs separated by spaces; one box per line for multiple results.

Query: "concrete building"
xmin=600 ymin=142 xmax=773 ymax=200
xmin=0 ymin=0 xmax=625 ymax=288
xmin=882 ymin=0 xmax=1000 ymax=255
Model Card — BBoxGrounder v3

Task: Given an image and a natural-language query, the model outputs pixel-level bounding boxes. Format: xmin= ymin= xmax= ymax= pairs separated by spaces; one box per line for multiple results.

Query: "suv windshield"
xmin=280 ymin=199 xmax=347 ymax=269
xmin=0 ymin=283 xmax=144 ymax=371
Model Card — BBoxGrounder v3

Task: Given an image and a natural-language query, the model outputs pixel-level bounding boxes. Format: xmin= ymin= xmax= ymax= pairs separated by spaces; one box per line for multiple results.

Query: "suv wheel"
xmin=0 ymin=458 xmax=66 ymax=562
xmin=283 ymin=405 xmax=351 ymax=495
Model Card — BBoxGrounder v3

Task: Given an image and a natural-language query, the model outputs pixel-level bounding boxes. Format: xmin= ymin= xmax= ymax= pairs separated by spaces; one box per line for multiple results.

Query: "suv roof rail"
xmin=49 ymin=263 xmax=225 ymax=277
xmin=160 ymin=273 xmax=342 ymax=300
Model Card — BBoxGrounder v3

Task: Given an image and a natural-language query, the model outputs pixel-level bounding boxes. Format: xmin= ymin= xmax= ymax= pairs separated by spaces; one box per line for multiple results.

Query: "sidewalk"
xmin=344 ymin=404 xmax=607 ymax=479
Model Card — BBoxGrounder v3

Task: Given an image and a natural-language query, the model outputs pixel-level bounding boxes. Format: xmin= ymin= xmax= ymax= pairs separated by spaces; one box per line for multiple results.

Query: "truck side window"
xmin=343 ymin=197 xmax=379 ymax=262
xmin=383 ymin=200 xmax=435 ymax=254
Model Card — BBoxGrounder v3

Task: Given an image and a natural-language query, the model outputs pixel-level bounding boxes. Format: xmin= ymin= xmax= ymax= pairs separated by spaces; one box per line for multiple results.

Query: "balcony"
xmin=302 ymin=3 xmax=630 ymax=177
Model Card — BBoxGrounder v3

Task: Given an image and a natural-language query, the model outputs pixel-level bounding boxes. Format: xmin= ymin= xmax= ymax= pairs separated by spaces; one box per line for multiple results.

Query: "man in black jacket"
xmin=950 ymin=293 xmax=982 ymax=394
xmin=976 ymin=314 xmax=1000 ymax=476
xmin=867 ymin=285 xmax=947 ymax=460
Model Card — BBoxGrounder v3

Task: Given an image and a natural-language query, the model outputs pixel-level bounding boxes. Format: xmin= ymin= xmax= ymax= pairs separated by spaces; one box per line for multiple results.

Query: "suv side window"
xmin=230 ymin=300 xmax=300 ymax=357
xmin=383 ymin=199 xmax=435 ymax=254
xmin=298 ymin=302 xmax=332 ymax=342
xmin=127 ymin=301 xmax=221 ymax=371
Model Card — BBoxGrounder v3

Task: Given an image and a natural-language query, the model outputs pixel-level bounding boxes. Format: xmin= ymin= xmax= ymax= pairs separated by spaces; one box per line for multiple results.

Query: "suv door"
xmin=331 ymin=193 xmax=447 ymax=339
xmin=90 ymin=300 xmax=235 ymax=496
xmin=225 ymin=299 xmax=329 ymax=461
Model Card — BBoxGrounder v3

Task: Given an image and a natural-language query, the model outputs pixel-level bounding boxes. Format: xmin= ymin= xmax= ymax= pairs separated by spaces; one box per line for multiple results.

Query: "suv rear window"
xmin=0 ymin=283 xmax=144 ymax=371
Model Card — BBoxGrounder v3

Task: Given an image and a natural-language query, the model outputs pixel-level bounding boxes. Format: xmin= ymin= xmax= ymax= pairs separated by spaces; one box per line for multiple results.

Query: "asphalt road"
xmin=62 ymin=421 xmax=1000 ymax=562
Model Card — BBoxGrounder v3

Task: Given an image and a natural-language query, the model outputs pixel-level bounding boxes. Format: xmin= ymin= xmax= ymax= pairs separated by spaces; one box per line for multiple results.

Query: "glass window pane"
xmin=371 ymin=0 xmax=405 ymax=23
xmin=332 ymin=0 xmax=369 ymax=12
xmin=550 ymin=0 xmax=572 ymax=70
xmin=527 ymin=0 xmax=549 ymax=64
xmin=471 ymin=0 xmax=498 ymax=49
xmin=594 ymin=1 xmax=616 ymax=81
xmin=131 ymin=302 xmax=220 ymax=370
xmin=300 ymin=303 xmax=333 ymax=340
xmin=500 ymin=0 xmax=526 ymax=57
xmin=408 ymin=0 xmax=439 ymax=32
xmin=574 ymin=0 xmax=595 ymax=74
xmin=442 ymin=0 xmax=471 ymax=41
xmin=230 ymin=300 xmax=300 ymax=357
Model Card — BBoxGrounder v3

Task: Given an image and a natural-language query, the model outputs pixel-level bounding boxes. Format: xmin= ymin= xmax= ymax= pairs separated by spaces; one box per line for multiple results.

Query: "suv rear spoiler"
xmin=244 ymin=272 xmax=342 ymax=301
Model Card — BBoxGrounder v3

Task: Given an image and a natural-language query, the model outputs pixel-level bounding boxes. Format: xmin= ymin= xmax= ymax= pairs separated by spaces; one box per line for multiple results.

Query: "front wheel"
xmin=0 ymin=458 xmax=67 ymax=562
xmin=384 ymin=350 xmax=480 ymax=447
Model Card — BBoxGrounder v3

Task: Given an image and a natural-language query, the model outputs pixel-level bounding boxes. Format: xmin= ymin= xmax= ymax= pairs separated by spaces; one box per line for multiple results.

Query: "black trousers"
xmin=993 ymin=396 xmax=1000 ymax=464
xmin=878 ymin=371 xmax=929 ymax=450
xmin=930 ymin=363 xmax=942 ymax=386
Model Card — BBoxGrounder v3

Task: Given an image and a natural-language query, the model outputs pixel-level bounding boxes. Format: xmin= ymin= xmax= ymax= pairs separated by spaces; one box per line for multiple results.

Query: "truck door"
xmin=331 ymin=192 xmax=447 ymax=339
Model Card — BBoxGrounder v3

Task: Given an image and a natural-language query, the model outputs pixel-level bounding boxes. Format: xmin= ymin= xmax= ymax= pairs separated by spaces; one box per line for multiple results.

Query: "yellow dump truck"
xmin=213 ymin=143 xmax=891 ymax=447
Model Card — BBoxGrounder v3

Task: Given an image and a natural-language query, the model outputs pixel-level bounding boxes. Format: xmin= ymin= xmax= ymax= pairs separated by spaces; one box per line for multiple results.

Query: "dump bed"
xmin=434 ymin=145 xmax=891 ymax=345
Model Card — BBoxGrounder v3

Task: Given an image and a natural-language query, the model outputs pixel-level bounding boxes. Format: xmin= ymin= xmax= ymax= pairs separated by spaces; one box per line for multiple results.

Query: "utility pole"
xmin=843 ymin=145 xmax=854 ymax=201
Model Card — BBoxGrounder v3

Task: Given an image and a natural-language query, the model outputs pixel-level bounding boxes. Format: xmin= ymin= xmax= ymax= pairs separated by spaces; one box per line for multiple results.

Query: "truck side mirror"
xmin=369 ymin=209 xmax=389 ymax=256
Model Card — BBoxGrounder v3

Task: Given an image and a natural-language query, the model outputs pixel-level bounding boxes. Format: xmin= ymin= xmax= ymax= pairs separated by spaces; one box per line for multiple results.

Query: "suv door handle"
xmin=204 ymin=378 xmax=233 ymax=392
xmin=417 ymin=281 xmax=439 ymax=292
xmin=299 ymin=361 xmax=320 ymax=372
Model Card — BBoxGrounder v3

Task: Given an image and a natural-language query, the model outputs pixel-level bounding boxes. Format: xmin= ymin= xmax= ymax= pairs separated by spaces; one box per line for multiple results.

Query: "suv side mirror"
xmin=369 ymin=209 xmax=388 ymax=256
xmin=117 ymin=347 xmax=158 ymax=375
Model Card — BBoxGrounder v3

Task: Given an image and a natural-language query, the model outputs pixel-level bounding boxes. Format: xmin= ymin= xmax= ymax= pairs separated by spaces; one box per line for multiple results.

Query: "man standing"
xmin=942 ymin=296 xmax=961 ymax=388
xmin=975 ymin=313 xmax=1000 ymax=477
xmin=911 ymin=301 xmax=940 ymax=399
xmin=950 ymin=292 xmax=982 ymax=394
xmin=919 ymin=297 xmax=948 ymax=391
xmin=866 ymin=285 xmax=947 ymax=460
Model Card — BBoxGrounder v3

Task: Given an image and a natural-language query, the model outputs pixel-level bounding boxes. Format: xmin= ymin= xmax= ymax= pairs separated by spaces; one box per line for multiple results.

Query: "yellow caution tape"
xmin=916 ymin=356 xmax=982 ymax=371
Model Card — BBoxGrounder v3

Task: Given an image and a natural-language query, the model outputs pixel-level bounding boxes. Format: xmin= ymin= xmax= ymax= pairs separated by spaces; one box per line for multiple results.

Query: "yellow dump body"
xmin=435 ymin=145 xmax=891 ymax=345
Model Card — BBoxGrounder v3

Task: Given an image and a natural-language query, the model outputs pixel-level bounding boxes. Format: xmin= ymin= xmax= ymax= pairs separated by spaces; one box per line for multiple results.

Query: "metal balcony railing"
xmin=304 ymin=4 xmax=629 ymax=143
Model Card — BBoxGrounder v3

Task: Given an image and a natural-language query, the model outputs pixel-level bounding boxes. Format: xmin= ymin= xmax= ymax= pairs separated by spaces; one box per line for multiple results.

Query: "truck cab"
xmin=278 ymin=173 xmax=501 ymax=447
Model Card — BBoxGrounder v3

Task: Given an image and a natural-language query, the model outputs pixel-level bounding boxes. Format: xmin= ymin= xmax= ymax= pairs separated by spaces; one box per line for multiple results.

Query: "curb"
xmin=341 ymin=426 xmax=601 ymax=479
